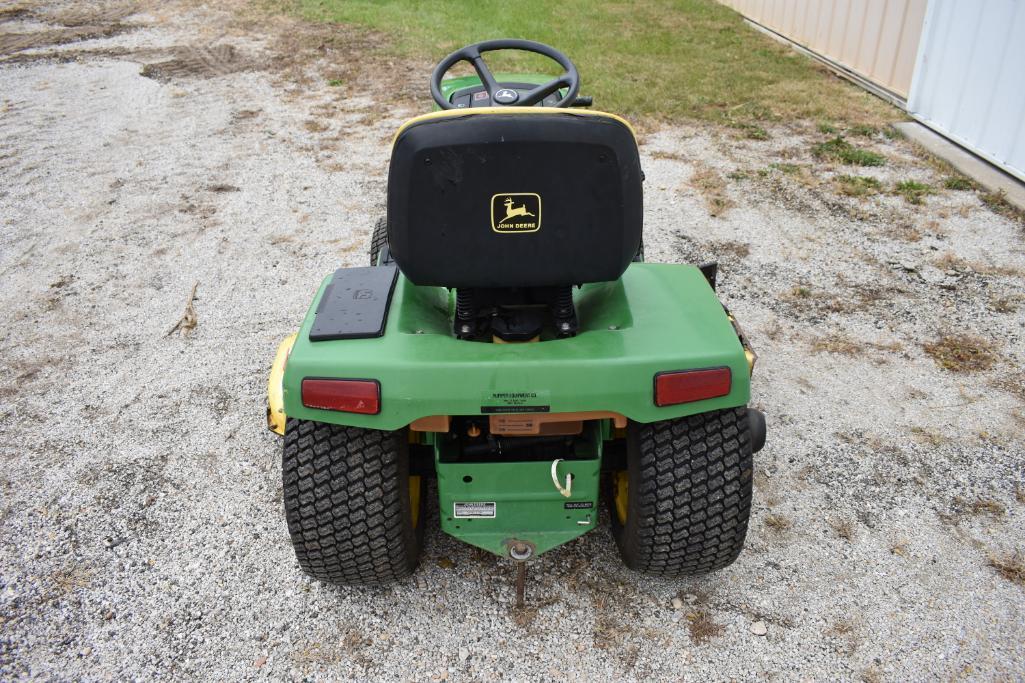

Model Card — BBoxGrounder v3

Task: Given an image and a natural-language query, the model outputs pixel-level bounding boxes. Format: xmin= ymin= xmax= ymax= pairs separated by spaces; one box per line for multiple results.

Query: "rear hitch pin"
xmin=550 ymin=459 xmax=572 ymax=498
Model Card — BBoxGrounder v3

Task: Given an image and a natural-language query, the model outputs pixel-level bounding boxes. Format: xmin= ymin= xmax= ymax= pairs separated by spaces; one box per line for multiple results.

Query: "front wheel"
xmin=609 ymin=407 xmax=753 ymax=577
xmin=282 ymin=419 xmax=425 ymax=585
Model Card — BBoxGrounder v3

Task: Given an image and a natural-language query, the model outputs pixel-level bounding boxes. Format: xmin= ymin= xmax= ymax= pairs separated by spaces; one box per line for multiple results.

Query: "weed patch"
xmin=923 ymin=335 xmax=996 ymax=372
xmin=687 ymin=611 xmax=724 ymax=644
xmin=943 ymin=176 xmax=975 ymax=191
xmin=893 ymin=180 xmax=933 ymax=204
xmin=813 ymin=137 xmax=885 ymax=166
xmin=835 ymin=175 xmax=882 ymax=197
xmin=980 ymin=190 xmax=1025 ymax=223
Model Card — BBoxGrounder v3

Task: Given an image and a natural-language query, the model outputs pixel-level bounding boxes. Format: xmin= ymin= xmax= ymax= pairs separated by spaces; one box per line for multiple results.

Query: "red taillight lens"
xmin=302 ymin=379 xmax=380 ymax=414
xmin=654 ymin=368 xmax=732 ymax=407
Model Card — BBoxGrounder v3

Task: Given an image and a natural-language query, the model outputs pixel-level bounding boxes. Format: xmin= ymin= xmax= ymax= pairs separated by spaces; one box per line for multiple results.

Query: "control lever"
xmin=570 ymin=96 xmax=593 ymax=107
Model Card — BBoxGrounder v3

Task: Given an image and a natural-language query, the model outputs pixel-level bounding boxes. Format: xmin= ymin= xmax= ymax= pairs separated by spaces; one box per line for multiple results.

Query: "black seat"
xmin=387 ymin=110 xmax=642 ymax=289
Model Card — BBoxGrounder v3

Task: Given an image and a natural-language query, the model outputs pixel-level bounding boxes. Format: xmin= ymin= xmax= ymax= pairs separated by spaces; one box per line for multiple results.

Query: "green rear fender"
xmin=280 ymin=263 xmax=750 ymax=430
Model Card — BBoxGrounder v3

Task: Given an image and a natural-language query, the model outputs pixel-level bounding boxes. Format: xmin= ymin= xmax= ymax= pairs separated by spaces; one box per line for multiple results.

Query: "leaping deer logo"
xmin=499 ymin=196 xmax=536 ymax=224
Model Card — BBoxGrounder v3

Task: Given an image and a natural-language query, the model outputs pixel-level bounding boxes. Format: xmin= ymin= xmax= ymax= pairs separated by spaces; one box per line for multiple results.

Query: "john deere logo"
xmin=491 ymin=193 xmax=541 ymax=233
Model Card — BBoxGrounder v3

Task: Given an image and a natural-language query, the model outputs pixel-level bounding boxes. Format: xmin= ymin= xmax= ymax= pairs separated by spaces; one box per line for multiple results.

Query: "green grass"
xmin=847 ymin=123 xmax=879 ymax=137
xmin=893 ymin=180 xmax=933 ymax=204
xmin=280 ymin=0 xmax=896 ymax=126
xmin=836 ymin=175 xmax=882 ymax=197
xmin=812 ymin=136 xmax=885 ymax=166
xmin=943 ymin=175 xmax=975 ymax=191
xmin=769 ymin=162 xmax=800 ymax=175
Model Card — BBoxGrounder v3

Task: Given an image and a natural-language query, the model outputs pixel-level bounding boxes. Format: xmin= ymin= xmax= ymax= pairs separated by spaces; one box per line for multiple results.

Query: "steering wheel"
xmin=430 ymin=39 xmax=580 ymax=109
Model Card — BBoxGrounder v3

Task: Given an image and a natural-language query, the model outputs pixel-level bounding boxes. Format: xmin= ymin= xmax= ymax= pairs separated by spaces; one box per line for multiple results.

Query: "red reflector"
xmin=655 ymin=368 xmax=732 ymax=407
xmin=302 ymin=379 xmax=380 ymax=415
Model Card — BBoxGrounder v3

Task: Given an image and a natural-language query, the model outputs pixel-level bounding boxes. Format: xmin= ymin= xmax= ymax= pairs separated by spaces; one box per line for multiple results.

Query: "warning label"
xmin=564 ymin=501 xmax=594 ymax=510
xmin=453 ymin=502 xmax=496 ymax=519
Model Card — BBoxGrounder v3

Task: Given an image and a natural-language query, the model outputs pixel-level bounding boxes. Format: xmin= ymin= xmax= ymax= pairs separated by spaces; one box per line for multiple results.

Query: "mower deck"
xmin=280 ymin=262 xmax=750 ymax=430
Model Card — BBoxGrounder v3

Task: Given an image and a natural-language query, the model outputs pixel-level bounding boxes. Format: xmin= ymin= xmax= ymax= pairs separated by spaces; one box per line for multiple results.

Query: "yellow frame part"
xmin=266 ymin=333 xmax=297 ymax=435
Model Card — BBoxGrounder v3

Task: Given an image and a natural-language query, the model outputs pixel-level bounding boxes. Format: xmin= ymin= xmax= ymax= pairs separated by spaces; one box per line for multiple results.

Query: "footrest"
xmin=309 ymin=266 xmax=398 ymax=341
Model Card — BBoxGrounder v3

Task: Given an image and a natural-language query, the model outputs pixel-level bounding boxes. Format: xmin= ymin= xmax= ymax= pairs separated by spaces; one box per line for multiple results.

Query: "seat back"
xmin=387 ymin=109 xmax=642 ymax=288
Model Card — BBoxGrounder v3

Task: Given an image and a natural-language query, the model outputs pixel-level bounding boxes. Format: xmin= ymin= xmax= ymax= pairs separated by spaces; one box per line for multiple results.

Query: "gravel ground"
xmin=2 ymin=2 xmax=1024 ymax=681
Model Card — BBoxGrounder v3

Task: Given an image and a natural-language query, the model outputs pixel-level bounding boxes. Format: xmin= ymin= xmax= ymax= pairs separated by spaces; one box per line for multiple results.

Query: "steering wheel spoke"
xmin=469 ymin=55 xmax=500 ymax=95
xmin=430 ymin=39 xmax=580 ymax=110
xmin=519 ymin=75 xmax=571 ymax=106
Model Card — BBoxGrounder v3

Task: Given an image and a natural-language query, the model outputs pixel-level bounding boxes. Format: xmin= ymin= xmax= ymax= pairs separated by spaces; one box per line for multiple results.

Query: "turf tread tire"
xmin=611 ymin=407 xmax=753 ymax=577
xmin=369 ymin=216 xmax=387 ymax=266
xmin=282 ymin=419 xmax=422 ymax=585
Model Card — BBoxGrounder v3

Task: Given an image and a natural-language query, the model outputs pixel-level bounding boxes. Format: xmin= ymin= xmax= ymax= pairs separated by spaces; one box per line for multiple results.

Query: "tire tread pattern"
xmin=369 ymin=216 xmax=387 ymax=266
xmin=282 ymin=419 xmax=419 ymax=585
xmin=614 ymin=407 xmax=753 ymax=577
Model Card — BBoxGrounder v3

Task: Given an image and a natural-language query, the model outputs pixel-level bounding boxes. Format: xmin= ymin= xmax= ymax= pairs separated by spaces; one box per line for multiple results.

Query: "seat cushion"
xmin=387 ymin=109 xmax=642 ymax=288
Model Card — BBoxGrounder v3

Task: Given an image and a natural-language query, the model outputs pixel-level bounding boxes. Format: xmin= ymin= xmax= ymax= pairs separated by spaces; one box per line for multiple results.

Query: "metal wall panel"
xmin=720 ymin=0 xmax=927 ymax=98
xmin=907 ymin=0 xmax=1025 ymax=181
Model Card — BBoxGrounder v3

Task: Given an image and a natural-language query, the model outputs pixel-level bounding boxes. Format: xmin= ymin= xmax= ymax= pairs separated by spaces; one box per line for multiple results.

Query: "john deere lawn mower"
xmin=267 ymin=39 xmax=766 ymax=592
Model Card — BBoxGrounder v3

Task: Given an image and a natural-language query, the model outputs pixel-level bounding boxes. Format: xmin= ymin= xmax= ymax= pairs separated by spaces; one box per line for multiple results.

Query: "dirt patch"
xmin=689 ymin=164 xmax=732 ymax=217
xmin=0 ymin=23 xmax=130 ymax=56
xmin=140 ymin=44 xmax=259 ymax=81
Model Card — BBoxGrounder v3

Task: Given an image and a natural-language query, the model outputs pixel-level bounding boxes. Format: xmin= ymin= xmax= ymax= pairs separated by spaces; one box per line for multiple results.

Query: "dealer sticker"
xmin=480 ymin=390 xmax=551 ymax=414
xmin=454 ymin=502 xmax=496 ymax=519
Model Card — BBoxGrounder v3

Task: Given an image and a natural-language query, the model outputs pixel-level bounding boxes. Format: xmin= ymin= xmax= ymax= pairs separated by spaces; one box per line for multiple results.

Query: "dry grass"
xmin=686 ymin=610 xmax=724 ymax=645
xmin=933 ymin=252 xmax=1023 ymax=278
xmin=707 ymin=239 xmax=751 ymax=259
xmin=990 ymin=295 xmax=1023 ymax=313
xmin=765 ymin=513 xmax=792 ymax=532
xmin=649 ymin=150 xmax=687 ymax=161
xmin=969 ymin=497 xmax=1006 ymax=517
xmin=909 ymin=426 xmax=947 ymax=446
xmin=810 ymin=335 xmax=861 ymax=356
xmin=861 ymin=666 xmax=884 ymax=683
xmin=829 ymin=518 xmax=855 ymax=541
xmin=810 ymin=334 xmax=902 ymax=357
xmin=50 ymin=565 xmax=93 ymax=594
xmin=166 ymin=282 xmax=199 ymax=337
xmin=923 ymin=335 xmax=996 ymax=373
xmin=988 ymin=550 xmax=1025 ymax=586
xmin=689 ymin=166 xmax=732 ymax=217
xmin=980 ymin=190 xmax=1025 ymax=223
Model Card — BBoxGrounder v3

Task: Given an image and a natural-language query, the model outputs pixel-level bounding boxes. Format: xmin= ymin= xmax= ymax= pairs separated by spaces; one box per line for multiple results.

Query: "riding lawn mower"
xmin=266 ymin=39 xmax=766 ymax=596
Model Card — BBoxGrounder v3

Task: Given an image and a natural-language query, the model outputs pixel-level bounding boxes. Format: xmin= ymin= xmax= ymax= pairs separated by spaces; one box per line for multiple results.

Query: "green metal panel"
xmin=282 ymin=263 xmax=750 ymax=430
xmin=435 ymin=424 xmax=603 ymax=557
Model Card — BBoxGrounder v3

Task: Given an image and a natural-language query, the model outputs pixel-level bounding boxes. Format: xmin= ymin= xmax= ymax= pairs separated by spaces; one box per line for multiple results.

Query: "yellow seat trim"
xmin=393 ymin=106 xmax=637 ymax=145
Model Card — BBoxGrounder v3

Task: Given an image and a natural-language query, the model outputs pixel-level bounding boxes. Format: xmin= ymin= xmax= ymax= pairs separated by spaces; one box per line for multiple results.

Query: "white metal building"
xmin=720 ymin=0 xmax=1025 ymax=182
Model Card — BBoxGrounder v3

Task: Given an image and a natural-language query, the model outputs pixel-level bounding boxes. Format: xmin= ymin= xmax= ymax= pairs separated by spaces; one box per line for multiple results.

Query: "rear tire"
xmin=609 ymin=407 xmax=753 ymax=577
xmin=632 ymin=235 xmax=644 ymax=262
xmin=369 ymin=216 xmax=387 ymax=266
xmin=282 ymin=419 xmax=425 ymax=585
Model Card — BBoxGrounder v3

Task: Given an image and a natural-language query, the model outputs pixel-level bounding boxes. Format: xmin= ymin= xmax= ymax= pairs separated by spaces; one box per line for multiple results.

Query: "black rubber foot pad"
xmin=309 ymin=266 xmax=399 ymax=341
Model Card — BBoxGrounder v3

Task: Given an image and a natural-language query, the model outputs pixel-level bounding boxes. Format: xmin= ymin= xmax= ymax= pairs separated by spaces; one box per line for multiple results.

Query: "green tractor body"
xmin=269 ymin=42 xmax=765 ymax=586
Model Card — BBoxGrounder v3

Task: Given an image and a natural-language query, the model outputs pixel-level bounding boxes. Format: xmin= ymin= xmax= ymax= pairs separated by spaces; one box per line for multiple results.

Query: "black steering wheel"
xmin=430 ymin=39 xmax=580 ymax=109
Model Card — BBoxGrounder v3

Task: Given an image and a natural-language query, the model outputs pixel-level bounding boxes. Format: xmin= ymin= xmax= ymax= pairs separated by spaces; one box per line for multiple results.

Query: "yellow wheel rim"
xmin=613 ymin=470 xmax=629 ymax=525
xmin=409 ymin=475 xmax=422 ymax=529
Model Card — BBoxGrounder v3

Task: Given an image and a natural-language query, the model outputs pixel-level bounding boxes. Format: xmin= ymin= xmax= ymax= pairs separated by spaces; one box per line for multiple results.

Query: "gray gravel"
xmin=2 ymin=2 xmax=1024 ymax=681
